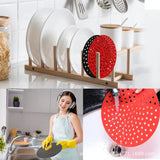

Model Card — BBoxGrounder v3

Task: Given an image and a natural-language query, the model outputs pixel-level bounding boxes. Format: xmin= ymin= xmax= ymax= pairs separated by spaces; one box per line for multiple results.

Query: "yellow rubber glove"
xmin=42 ymin=136 xmax=53 ymax=149
xmin=56 ymin=139 xmax=76 ymax=150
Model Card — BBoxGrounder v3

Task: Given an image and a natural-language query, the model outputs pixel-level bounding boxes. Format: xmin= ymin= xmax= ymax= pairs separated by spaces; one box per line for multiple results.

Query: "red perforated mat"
xmin=88 ymin=35 xmax=117 ymax=78
xmin=101 ymin=89 xmax=160 ymax=147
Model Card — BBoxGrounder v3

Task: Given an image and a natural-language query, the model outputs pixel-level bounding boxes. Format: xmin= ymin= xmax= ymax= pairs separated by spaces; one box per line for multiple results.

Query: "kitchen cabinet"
xmin=23 ymin=89 xmax=51 ymax=113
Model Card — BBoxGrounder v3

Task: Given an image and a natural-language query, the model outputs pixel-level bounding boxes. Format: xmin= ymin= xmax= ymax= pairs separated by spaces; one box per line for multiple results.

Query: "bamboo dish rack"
xmin=25 ymin=45 xmax=143 ymax=88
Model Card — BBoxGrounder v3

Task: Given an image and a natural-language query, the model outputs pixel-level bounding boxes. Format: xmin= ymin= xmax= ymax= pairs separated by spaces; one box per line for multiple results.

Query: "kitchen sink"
xmin=13 ymin=148 xmax=38 ymax=155
xmin=7 ymin=147 xmax=51 ymax=160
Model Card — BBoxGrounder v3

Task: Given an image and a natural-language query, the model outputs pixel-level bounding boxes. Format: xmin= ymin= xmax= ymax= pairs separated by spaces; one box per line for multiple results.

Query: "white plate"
xmin=26 ymin=8 xmax=53 ymax=66
xmin=56 ymin=25 xmax=79 ymax=72
xmin=40 ymin=8 xmax=75 ymax=68
xmin=69 ymin=28 xmax=94 ymax=74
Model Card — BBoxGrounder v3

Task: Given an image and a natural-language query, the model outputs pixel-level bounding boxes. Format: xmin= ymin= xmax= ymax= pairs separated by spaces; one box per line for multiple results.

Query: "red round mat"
xmin=101 ymin=89 xmax=160 ymax=147
xmin=88 ymin=35 xmax=117 ymax=78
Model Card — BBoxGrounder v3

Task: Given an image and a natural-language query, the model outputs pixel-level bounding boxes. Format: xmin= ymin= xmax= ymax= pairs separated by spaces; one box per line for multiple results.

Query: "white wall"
xmin=0 ymin=89 xmax=6 ymax=133
xmin=0 ymin=0 xmax=144 ymax=64
xmin=0 ymin=0 xmax=55 ymax=64
xmin=144 ymin=10 xmax=160 ymax=70
xmin=6 ymin=89 xmax=83 ymax=134
xmin=145 ymin=0 xmax=160 ymax=10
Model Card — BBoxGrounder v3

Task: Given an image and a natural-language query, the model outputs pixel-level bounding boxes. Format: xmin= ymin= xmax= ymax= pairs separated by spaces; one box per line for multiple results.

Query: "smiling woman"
xmin=40 ymin=91 xmax=83 ymax=160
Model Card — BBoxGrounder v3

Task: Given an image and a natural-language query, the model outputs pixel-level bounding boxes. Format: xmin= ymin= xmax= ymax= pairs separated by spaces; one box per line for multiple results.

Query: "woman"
xmin=42 ymin=91 xmax=83 ymax=160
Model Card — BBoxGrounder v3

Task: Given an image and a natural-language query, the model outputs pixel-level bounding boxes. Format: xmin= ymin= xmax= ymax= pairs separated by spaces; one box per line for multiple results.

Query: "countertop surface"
xmin=1 ymin=57 xmax=160 ymax=88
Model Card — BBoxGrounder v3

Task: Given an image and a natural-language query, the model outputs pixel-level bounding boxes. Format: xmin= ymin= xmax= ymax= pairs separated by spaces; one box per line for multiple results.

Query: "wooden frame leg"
xmin=29 ymin=57 xmax=32 ymax=66
xmin=127 ymin=49 xmax=130 ymax=74
xmin=41 ymin=60 xmax=44 ymax=68
xmin=111 ymin=68 xmax=115 ymax=82
xmin=54 ymin=46 xmax=57 ymax=71
xmin=96 ymin=52 xmax=100 ymax=79
xmin=115 ymin=48 xmax=133 ymax=80
xmin=67 ymin=48 xmax=71 ymax=73
xmin=81 ymin=51 xmax=84 ymax=76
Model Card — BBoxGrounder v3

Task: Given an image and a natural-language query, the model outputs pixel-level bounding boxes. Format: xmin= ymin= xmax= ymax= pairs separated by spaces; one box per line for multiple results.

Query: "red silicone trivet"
xmin=101 ymin=89 xmax=160 ymax=147
xmin=88 ymin=35 xmax=117 ymax=78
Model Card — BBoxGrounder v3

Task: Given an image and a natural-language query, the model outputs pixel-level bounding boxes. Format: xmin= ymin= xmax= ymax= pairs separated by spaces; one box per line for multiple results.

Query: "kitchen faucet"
xmin=8 ymin=135 xmax=27 ymax=154
xmin=1 ymin=126 xmax=6 ymax=137
xmin=110 ymin=89 xmax=120 ymax=112
xmin=110 ymin=88 xmax=120 ymax=97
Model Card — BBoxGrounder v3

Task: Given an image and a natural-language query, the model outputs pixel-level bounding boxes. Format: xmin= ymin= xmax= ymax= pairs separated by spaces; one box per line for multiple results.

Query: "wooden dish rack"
xmin=25 ymin=45 xmax=143 ymax=88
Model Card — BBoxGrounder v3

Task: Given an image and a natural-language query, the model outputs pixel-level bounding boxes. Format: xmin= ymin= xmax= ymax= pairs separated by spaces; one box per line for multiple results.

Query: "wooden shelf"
xmin=25 ymin=45 xmax=143 ymax=87
xmin=7 ymin=89 xmax=24 ymax=92
xmin=8 ymin=107 xmax=23 ymax=111
xmin=117 ymin=45 xmax=143 ymax=55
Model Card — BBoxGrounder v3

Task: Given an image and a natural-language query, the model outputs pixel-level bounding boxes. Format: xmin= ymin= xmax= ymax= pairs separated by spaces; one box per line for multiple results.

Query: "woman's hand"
xmin=42 ymin=136 xmax=53 ymax=149
xmin=135 ymin=89 xmax=160 ymax=94
xmin=56 ymin=139 xmax=76 ymax=149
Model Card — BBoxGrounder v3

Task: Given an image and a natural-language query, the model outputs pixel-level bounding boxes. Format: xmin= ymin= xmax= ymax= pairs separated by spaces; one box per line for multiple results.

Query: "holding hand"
xmin=135 ymin=89 xmax=160 ymax=94
xmin=42 ymin=136 xmax=53 ymax=149
xmin=56 ymin=139 xmax=76 ymax=149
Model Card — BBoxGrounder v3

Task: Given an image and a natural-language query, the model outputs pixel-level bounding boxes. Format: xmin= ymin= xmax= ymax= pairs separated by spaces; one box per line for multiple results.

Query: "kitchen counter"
xmin=1 ymin=57 xmax=160 ymax=88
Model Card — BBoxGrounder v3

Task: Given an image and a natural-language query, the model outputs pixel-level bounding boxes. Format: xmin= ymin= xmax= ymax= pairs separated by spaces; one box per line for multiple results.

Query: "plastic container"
xmin=122 ymin=27 xmax=134 ymax=49
xmin=134 ymin=28 xmax=144 ymax=46
xmin=100 ymin=24 xmax=122 ymax=51
xmin=0 ymin=16 xmax=11 ymax=80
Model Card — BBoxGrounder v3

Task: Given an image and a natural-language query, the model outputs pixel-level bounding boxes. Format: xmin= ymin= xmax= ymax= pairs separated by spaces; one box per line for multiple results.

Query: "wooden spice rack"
xmin=25 ymin=45 xmax=143 ymax=88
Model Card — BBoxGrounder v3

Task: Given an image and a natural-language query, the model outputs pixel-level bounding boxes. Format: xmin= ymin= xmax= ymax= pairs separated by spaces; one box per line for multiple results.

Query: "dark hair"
xmin=59 ymin=91 xmax=77 ymax=114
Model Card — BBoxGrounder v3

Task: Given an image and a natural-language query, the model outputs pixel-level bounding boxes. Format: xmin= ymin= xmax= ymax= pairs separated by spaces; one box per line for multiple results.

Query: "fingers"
xmin=42 ymin=141 xmax=46 ymax=149
xmin=48 ymin=136 xmax=53 ymax=142
xmin=56 ymin=141 xmax=63 ymax=146
xmin=135 ymin=89 xmax=143 ymax=94
xmin=155 ymin=88 xmax=160 ymax=93
xmin=42 ymin=141 xmax=49 ymax=149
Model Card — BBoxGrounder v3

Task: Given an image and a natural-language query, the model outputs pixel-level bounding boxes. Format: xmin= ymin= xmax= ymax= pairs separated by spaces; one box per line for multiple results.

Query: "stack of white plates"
xmin=26 ymin=8 xmax=94 ymax=74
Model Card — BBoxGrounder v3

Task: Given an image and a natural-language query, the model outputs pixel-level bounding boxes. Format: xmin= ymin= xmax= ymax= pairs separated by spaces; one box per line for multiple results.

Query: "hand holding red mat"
xmin=101 ymin=89 xmax=160 ymax=147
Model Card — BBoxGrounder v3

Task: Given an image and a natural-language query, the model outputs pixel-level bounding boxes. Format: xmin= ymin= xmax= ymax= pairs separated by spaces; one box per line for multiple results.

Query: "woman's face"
xmin=59 ymin=95 xmax=72 ymax=112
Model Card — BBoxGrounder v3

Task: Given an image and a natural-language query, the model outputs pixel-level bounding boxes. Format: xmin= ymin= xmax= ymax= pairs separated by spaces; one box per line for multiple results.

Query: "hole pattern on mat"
xmin=87 ymin=35 xmax=117 ymax=78
xmin=82 ymin=35 xmax=98 ymax=78
xmin=101 ymin=89 xmax=160 ymax=147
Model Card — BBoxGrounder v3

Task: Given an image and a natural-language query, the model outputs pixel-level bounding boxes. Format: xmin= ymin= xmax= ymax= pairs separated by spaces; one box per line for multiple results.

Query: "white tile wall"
xmin=0 ymin=0 xmax=144 ymax=67
xmin=0 ymin=89 xmax=7 ymax=138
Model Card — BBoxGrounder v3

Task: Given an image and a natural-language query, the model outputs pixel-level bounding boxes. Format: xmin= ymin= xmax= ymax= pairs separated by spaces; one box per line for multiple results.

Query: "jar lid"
xmin=122 ymin=27 xmax=134 ymax=31
xmin=100 ymin=24 xmax=121 ymax=29
xmin=134 ymin=28 xmax=144 ymax=32
xmin=0 ymin=16 xmax=11 ymax=27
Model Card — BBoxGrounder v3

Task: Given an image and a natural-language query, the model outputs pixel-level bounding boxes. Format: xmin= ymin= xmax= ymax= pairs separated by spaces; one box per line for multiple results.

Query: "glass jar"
xmin=0 ymin=16 xmax=11 ymax=80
